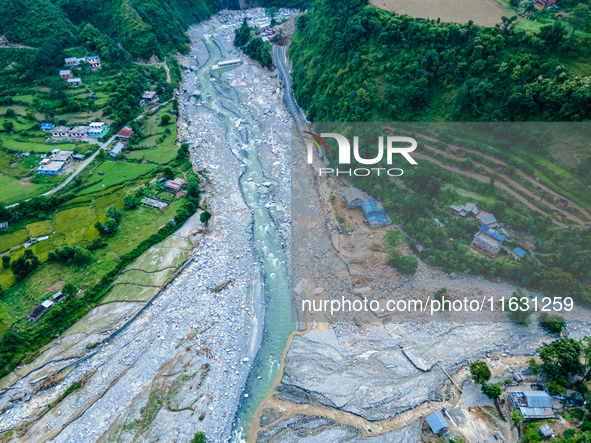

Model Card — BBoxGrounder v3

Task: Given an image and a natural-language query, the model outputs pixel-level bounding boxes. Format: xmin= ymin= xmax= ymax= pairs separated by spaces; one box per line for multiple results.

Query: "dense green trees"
xmin=290 ymin=0 xmax=591 ymax=122
xmin=48 ymin=245 xmax=92 ymax=265
xmin=481 ymin=382 xmax=503 ymax=399
xmin=0 ymin=0 xmax=219 ymax=59
xmin=470 ymin=361 xmax=491 ymax=384
xmin=234 ymin=19 xmax=252 ymax=47
xmin=539 ymin=337 xmax=585 ymax=388
xmin=10 ymin=249 xmax=39 ymax=281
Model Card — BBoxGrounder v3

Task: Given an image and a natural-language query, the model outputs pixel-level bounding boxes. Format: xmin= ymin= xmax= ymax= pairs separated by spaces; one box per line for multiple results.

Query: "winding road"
xmin=272 ymin=44 xmax=303 ymax=123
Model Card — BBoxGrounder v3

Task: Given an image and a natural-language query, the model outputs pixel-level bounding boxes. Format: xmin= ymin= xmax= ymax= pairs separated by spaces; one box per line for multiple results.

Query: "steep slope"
xmin=289 ymin=0 xmax=591 ymax=122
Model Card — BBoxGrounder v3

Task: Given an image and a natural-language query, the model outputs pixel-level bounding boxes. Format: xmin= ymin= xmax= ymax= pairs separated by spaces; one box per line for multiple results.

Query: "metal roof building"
xmin=110 ymin=142 xmax=124 ymax=157
xmin=509 ymin=391 xmax=555 ymax=419
xmin=513 ymin=247 xmax=527 ymax=258
xmin=343 ymin=187 xmax=367 ymax=208
xmin=361 ymin=198 xmax=392 ymax=227
xmin=361 ymin=198 xmax=385 ymax=215
xmin=524 ymin=391 xmax=552 ymax=408
xmin=539 ymin=424 xmax=553 ymax=437
xmin=479 ymin=225 xmax=506 ymax=242
xmin=426 ymin=411 xmax=449 ymax=434
xmin=477 ymin=212 xmax=498 ymax=227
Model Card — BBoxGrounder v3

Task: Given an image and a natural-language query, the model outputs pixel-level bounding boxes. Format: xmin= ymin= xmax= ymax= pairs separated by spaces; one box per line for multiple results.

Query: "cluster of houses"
xmin=27 ymin=290 xmax=64 ymax=323
xmin=40 ymin=121 xmax=108 ymax=139
xmin=37 ymin=149 xmax=84 ymax=175
xmin=140 ymin=177 xmax=187 ymax=211
xmin=423 ymin=385 xmax=562 ymax=439
xmin=343 ymin=187 xmax=393 ymax=227
xmin=59 ymin=55 xmax=102 ymax=87
xmin=450 ymin=202 xmax=527 ymax=260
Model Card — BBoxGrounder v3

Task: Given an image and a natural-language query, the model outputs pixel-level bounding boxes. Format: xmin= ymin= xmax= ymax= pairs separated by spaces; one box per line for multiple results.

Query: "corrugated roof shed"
xmin=366 ymin=212 xmax=392 ymax=227
xmin=513 ymin=247 xmax=527 ymax=258
xmin=478 ymin=213 xmax=498 ymax=226
xmin=519 ymin=407 xmax=554 ymax=419
xmin=426 ymin=411 xmax=449 ymax=434
xmin=524 ymin=391 xmax=552 ymax=408
xmin=539 ymin=424 xmax=553 ymax=437
xmin=361 ymin=198 xmax=385 ymax=215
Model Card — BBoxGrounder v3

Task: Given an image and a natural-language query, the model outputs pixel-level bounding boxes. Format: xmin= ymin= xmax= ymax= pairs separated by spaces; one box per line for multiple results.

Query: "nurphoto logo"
xmin=304 ymin=130 xmax=418 ymax=177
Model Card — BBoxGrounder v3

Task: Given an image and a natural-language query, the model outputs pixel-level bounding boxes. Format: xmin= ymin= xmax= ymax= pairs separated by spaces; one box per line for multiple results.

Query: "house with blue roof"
xmin=426 ymin=411 xmax=449 ymax=435
xmin=40 ymin=123 xmax=55 ymax=131
xmin=361 ymin=198 xmax=392 ymax=227
xmin=472 ymin=225 xmax=506 ymax=258
xmin=507 ymin=247 xmax=527 ymax=261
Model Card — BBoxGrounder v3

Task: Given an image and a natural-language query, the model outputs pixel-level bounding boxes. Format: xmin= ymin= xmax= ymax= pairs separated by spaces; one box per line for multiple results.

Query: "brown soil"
xmin=42 ymin=280 xmax=65 ymax=295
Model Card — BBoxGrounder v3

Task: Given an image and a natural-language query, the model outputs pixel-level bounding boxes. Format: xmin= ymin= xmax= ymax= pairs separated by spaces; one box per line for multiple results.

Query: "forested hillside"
xmin=0 ymin=0 xmax=220 ymax=58
xmin=289 ymin=0 xmax=591 ymax=122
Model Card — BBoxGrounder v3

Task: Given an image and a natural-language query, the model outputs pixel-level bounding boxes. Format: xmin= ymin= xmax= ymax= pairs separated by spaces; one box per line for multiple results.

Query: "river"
xmin=193 ymin=34 xmax=295 ymax=440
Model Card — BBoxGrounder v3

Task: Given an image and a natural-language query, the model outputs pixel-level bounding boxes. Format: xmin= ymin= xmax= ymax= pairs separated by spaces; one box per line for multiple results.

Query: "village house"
xmin=425 ymin=411 xmax=449 ymax=435
xmin=64 ymin=57 xmax=79 ymax=67
xmin=505 ymin=246 xmax=527 ymax=261
xmin=37 ymin=161 xmax=65 ymax=175
xmin=164 ymin=178 xmax=186 ymax=193
xmin=27 ymin=300 xmax=54 ymax=323
xmin=70 ymin=125 xmax=89 ymax=138
xmin=109 ymin=142 xmax=124 ymax=158
xmin=50 ymin=125 xmax=71 ymax=138
xmin=450 ymin=202 xmax=480 ymax=217
xmin=343 ymin=187 xmax=368 ymax=209
xmin=471 ymin=225 xmax=506 ymax=258
xmin=59 ymin=69 xmax=72 ymax=80
xmin=142 ymin=90 xmax=159 ymax=105
xmin=88 ymin=122 xmax=108 ymax=137
xmin=141 ymin=197 xmax=168 ymax=210
xmin=535 ymin=0 xmax=557 ymax=8
xmin=476 ymin=210 xmax=498 ymax=228
xmin=40 ymin=123 xmax=55 ymax=131
xmin=67 ymin=77 xmax=82 ymax=87
xmin=361 ymin=198 xmax=392 ymax=227
xmin=51 ymin=150 xmax=74 ymax=163
xmin=86 ymin=55 xmax=101 ymax=70
xmin=117 ymin=127 xmax=133 ymax=141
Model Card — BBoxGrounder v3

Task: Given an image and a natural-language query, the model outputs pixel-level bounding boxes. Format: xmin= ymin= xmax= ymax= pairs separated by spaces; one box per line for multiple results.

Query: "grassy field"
xmin=26 ymin=220 xmax=53 ymax=238
xmin=0 ymin=175 xmax=51 ymax=206
xmin=127 ymin=146 xmax=178 ymax=164
xmin=80 ymin=162 xmax=158 ymax=195
xmin=369 ymin=0 xmax=513 ymax=26
xmin=54 ymin=206 xmax=95 ymax=245
xmin=0 ymin=229 xmax=29 ymax=254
